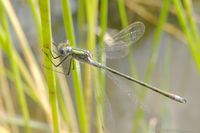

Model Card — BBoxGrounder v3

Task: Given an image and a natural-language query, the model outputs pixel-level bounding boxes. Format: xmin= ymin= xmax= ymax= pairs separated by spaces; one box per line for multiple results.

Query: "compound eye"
xmin=59 ymin=48 xmax=65 ymax=54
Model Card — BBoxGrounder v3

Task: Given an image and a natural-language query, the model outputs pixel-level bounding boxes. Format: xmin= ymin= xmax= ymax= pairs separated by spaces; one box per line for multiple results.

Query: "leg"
xmin=51 ymin=42 xmax=60 ymax=56
xmin=48 ymin=48 xmax=61 ymax=59
xmin=45 ymin=53 xmax=70 ymax=67
xmin=52 ymin=41 xmax=57 ymax=46
xmin=72 ymin=59 xmax=75 ymax=70
xmin=67 ymin=58 xmax=73 ymax=75
xmin=42 ymin=47 xmax=61 ymax=59
xmin=42 ymin=64 xmax=65 ymax=74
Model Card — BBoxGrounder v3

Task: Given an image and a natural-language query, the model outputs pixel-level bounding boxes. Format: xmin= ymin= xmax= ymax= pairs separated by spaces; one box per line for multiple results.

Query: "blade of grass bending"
xmin=61 ymin=0 xmax=88 ymax=132
xmin=124 ymin=0 xmax=186 ymax=44
xmin=13 ymin=51 xmax=50 ymax=117
xmin=0 ymin=1 xmax=30 ymax=132
xmin=1 ymin=0 xmax=47 ymax=103
xmin=39 ymin=1 xmax=59 ymax=132
xmin=0 ymin=115 xmax=50 ymax=132
xmin=2 ymin=1 xmax=50 ymax=129
xmin=27 ymin=0 xmax=42 ymax=47
xmin=173 ymin=0 xmax=200 ymax=75
xmin=27 ymin=0 xmax=52 ymax=125
xmin=183 ymin=0 xmax=200 ymax=47
xmin=2 ymin=66 xmax=42 ymax=110
xmin=0 ymin=47 xmax=19 ymax=133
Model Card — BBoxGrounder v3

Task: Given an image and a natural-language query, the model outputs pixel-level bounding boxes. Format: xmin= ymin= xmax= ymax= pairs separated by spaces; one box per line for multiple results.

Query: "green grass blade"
xmin=117 ymin=0 xmax=139 ymax=82
xmin=1 ymin=0 xmax=45 ymax=88
xmin=183 ymin=0 xmax=200 ymax=46
xmin=56 ymin=79 xmax=71 ymax=132
xmin=95 ymin=0 xmax=108 ymax=132
xmin=77 ymin=0 xmax=85 ymax=44
xmin=61 ymin=0 xmax=88 ymax=132
xmin=117 ymin=0 xmax=128 ymax=27
xmin=27 ymin=0 xmax=42 ymax=46
xmin=117 ymin=0 xmax=147 ymax=132
xmin=173 ymin=0 xmax=200 ymax=74
xmin=0 ymin=115 xmax=50 ymax=132
xmin=84 ymin=0 xmax=99 ymax=132
xmin=84 ymin=1 xmax=99 ymax=127
xmin=38 ymin=1 xmax=59 ymax=132
xmin=144 ymin=0 xmax=170 ymax=88
xmin=0 ymin=46 xmax=19 ymax=133
xmin=0 ymin=1 xmax=30 ymax=132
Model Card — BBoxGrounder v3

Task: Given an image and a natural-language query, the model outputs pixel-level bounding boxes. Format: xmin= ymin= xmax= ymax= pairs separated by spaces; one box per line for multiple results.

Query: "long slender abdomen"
xmin=89 ymin=60 xmax=186 ymax=103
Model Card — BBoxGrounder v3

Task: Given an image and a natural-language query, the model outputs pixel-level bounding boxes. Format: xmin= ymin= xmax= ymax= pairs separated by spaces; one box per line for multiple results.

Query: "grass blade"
xmin=39 ymin=1 xmax=59 ymax=132
xmin=61 ymin=0 xmax=88 ymax=132
xmin=0 ymin=1 xmax=30 ymax=132
xmin=173 ymin=0 xmax=200 ymax=74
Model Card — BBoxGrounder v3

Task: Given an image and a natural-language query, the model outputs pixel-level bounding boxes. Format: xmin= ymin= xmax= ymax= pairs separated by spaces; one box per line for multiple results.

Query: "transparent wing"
xmin=104 ymin=21 xmax=145 ymax=51
xmin=51 ymin=22 xmax=145 ymax=60
xmin=104 ymin=95 xmax=115 ymax=133
xmin=93 ymin=21 xmax=145 ymax=59
xmin=93 ymin=45 xmax=129 ymax=59
xmin=105 ymin=70 xmax=147 ymax=110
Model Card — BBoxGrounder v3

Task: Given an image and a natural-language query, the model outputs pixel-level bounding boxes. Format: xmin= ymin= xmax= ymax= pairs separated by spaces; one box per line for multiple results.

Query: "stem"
xmin=39 ymin=1 xmax=59 ymax=132
xmin=61 ymin=0 xmax=88 ymax=132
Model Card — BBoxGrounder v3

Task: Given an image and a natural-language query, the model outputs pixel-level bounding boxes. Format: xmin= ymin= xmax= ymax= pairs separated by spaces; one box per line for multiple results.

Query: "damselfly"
xmin=43 ymin=22 xmax=186 ymax=103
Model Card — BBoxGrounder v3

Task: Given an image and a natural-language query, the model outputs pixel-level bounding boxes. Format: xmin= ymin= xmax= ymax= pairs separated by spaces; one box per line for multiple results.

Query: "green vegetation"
xmin=0 ymin=0 xmax=199 ymax=132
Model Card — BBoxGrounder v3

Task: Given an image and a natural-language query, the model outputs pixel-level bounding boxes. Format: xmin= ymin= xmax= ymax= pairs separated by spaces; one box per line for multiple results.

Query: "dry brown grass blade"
xmin=0 ymin=52 xmax=19 ymax=133
xmin=49 ymin=51 xmax=79 ymax=132
xmin=57 ymin=73 xmax=79 ymax=133
xmin=1 ymin=0 xmax=54 ymax=128
xmin=2 ymin=0 xmax=47 ymax=106
xmin=134 ymin=0 xmax=200 ymax=24
xmin=125 ymin=0 xmax=187 ymax=44
xmin=13 ymin=52 xmax=50 ymax=115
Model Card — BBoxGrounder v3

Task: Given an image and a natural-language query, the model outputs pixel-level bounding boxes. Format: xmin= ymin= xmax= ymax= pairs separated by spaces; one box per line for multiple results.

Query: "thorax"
xmin=71 ymin=48 xmax=92 ymax=63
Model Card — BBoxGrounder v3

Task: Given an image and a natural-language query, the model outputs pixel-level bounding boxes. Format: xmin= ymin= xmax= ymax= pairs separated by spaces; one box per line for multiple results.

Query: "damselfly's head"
xmin=57 ymin=40 xmax=72 ymax=55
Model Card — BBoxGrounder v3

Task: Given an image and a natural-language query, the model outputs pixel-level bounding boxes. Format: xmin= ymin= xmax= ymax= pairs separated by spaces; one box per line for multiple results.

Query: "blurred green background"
xmin=0 ymin=0 xmax=200 ymax=133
